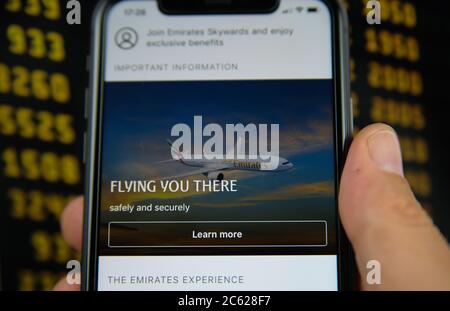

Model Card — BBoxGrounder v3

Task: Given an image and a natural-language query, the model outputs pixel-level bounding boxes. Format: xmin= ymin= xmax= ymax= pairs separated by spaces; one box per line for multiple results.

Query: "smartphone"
xmin=83 ymin=0 xmax=353 ymax=291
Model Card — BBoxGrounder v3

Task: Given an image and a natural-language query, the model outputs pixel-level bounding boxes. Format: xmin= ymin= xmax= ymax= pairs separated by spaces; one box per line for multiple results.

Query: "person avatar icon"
xmin=115 ymin=27 xmax=138 ymax=50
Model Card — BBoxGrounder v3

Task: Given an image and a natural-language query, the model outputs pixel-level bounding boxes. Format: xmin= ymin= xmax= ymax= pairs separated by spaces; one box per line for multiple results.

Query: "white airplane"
xmin=160 ymin=139 xmax=294 ymax=181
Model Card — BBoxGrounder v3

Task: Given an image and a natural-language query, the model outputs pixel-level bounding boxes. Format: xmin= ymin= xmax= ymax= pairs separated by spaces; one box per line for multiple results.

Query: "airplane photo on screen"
xmin=159 ymin=138 xmax=294 ymax=181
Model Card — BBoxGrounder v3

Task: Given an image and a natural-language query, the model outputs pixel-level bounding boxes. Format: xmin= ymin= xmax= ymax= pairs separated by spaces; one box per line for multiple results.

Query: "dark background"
xmin=0 ymin=0 xmax=449 ymax=290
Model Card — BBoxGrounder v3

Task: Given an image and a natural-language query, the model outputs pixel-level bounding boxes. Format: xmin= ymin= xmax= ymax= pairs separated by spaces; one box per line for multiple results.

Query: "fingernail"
xmin=367 ymin=129 xmax=404 ymax=177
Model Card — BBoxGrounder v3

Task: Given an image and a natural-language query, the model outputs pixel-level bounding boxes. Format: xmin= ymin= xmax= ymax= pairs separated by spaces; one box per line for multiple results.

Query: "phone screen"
xmin=93 ymin=0 xmax=341 ymax=290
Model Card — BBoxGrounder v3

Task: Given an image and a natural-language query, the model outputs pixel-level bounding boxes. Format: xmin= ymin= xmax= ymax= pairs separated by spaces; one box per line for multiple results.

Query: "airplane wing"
xmin=155 ymin=165 xmax=231 ymax=181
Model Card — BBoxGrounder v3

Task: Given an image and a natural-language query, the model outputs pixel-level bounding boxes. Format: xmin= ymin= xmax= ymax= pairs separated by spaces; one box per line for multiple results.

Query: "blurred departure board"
xmin=0 ymin=0 xmax=96 ymax=290
xmin=1 ymin=0 xmax=449 ymax=290
xmin=345 ymin=0 xmax=450 ymax=239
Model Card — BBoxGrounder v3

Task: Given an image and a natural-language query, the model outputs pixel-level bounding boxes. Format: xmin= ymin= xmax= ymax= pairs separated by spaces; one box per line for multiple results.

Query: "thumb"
xmin=339 ymin=123 xmax=450 ymax=290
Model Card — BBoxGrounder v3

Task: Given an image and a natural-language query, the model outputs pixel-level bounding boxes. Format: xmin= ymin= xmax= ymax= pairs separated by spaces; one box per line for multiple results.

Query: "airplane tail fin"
xmin=166 ymin=139 xmax=183 ymax=160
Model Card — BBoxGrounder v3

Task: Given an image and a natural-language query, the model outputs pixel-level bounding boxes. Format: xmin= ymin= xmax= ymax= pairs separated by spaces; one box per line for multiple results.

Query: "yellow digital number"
xmin=18 ymin=270 xmax=63 ymax=291
xmin=31 ymin=231 xmax=75 ymax=264
xmin=2 ymin=148 xmax=81 ymax=184
xmin=36 ymin=111 xmax=55 ymax=142
xmin=50 ymin=73 xmax=71 ymax=103
xmin=54 ymin=234 xmax=73 ymax=264
xmin=6 ymin=0 xmax=61 ymax=20
xmin=0 ymin=63 xmax=71 ymax=103
xmin=0 ymin=105 xmax=76 ymax=143
xmin=12 ymin=66 xmax=31 ymax=98
xmin=61 ymin=155 xmax=81 ymax=185
xmin=41 ymin=152 xmax=60 ymax=183
xmin=24 ymin=0 xmax=41 ymax=16
xmin=8 ymin=188 xmax=27 ymax=219
xmin=21 ymin=149 xmax=40 ymax=180
xmin=47 ymin=31 xmax=66 ymax=62
xmin=2 ymin=148 xmax=21 ymax=178
xmin=365 ymin=28 xmax=378 ymax=54
xmin=31 ymin=70 xmax=51 ymax=100
xmin=6 ymin=25 xmax=65 ymax=62
xmin=368 ymin=62 xmax=423 ymax=96
xmin=5 ymin=0 xmax=22 ymax=12
xmin=8 ymin=188 xmax=72 ymax=221
xmin=7 ymin=24 xmax=27 ymax=55
xmin=0 ymin=104 xmax=17 ymax=135
xmin=28 ymin=190 xmax=46 ymax=221
xmin=18 ymin=270 xmax=35 ymax=291
xmin=27 ymin=27 xmax=47 ymax=59
xmin=370 ymin=97 xmax=426 ymax=130
xmin=400 ymin=136 xmax=429 ymax=164
xmin=55 ymin=114 xmax=75 ymax=144
xmin=42 ymin=0 xmax=61 ymax=20
xmin=0 ymin=64 xmax=11 ymax=93
xmin=366 ymin=29 xmax=420 ymax=62
xmin=17 ymin=107 xmax=35 ymax=138
xmin=403 ymin=2 xmax=417 ymax=28
xmin=46 ymin=193 xmax=71 ymax=219
xmin=40 ymin=271 xmax=60 ymax=290
xmin=31 ymin=231 xmax=52 ymax=262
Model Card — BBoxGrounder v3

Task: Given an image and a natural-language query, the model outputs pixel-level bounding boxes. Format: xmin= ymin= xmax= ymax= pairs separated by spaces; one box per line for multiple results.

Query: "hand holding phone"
xmin=57 ymin=123 xmax=450 ymax=291
xmin=82 ymin=0 xmax=352 ymax=291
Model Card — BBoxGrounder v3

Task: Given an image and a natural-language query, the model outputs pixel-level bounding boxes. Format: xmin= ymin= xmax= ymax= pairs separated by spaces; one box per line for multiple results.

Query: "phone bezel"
xmin=82 ymin=0 xmax=354 ymax=291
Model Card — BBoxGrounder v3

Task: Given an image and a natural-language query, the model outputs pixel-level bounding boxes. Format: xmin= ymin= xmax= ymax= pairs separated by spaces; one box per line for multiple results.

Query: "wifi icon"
xmin=296 ymin=6 xmax=304 ymax=13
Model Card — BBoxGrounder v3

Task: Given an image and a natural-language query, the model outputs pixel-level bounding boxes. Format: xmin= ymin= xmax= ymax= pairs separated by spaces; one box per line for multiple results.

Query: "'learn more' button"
xmin=108 ymin=221 xmax=327 ymax=248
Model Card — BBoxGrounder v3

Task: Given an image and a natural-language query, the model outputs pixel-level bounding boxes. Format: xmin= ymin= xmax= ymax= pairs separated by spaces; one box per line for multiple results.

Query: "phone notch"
xmin=158 ymin=0 xmax=280 ymax=15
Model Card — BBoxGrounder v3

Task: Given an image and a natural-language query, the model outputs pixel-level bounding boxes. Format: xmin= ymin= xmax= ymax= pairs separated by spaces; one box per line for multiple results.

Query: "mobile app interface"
xmin=97 ymin=0 xmax=338 ymax=290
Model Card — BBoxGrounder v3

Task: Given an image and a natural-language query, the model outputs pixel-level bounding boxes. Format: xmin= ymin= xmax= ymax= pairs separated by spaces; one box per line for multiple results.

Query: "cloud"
xmin=116 ymin=162 xmax=162 ymax=179
xmin=280 ymin=121 xmax=333 ymax=157
xmin=240 ymin=181 xmax=334 ymax=202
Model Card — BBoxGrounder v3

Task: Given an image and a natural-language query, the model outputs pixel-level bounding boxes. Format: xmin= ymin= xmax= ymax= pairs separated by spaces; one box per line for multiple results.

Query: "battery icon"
xmin=307 ymin=7 xmax=319 ymax=13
